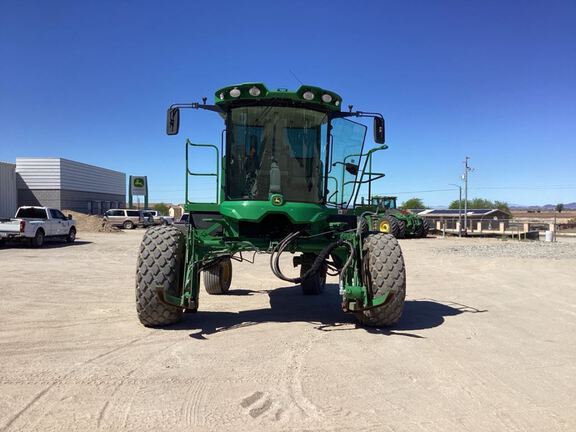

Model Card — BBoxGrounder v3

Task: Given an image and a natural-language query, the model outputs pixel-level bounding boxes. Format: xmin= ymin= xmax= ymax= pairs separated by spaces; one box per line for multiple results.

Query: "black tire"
xmin=300 ymin=254 xmax=327 ymax=295
xmin=418 ymin=219 xmax=430 ymax=238
xmin=30 ymin=229 xmax=45 ymax=248
xmin=377 ymin=216 xmax=400 ymax=238
xmin=66 ymin=227 xmax=76 ymax=243
xmin=123 ymin=220 xmax=134 ymax=230
xmin=356 ymin=233 xmax=406 ymax=327
xmin=203 ymin=258 xmax=233 ymax=295
xmin=136 ymin=225 xmax=185 ymax=327
xmin=395 ymin=218 xmax=406 ymax=239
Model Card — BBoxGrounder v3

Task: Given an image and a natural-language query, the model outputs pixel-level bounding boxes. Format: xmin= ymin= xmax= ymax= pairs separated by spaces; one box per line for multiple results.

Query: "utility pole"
xmin=449 ymin=184 xmax=462 ymax=237
xmin=463 ymin=156 xmax=473 ymax=235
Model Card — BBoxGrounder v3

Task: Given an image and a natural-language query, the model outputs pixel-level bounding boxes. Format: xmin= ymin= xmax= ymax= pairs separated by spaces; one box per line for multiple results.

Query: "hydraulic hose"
xmin=270 ymin=231 xmax=355 ymax=285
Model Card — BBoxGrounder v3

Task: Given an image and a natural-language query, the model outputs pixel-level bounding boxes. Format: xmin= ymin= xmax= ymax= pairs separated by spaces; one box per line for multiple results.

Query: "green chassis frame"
xmin=161 ymin=83 xmax=395 ymax=316
xmin=157 ymin=140 xmax=392 ymax=316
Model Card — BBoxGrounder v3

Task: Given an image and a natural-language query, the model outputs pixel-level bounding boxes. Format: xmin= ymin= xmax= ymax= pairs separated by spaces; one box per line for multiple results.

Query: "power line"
xmin=382 ymin=185 xmax=576 ymax=195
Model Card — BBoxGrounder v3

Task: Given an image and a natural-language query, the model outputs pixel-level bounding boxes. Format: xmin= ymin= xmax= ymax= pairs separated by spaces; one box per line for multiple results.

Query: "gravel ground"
xmin=1 ymin=232 xmax=575 ymax=431
xmin=431 ymin=237 xmax=576 ymax=259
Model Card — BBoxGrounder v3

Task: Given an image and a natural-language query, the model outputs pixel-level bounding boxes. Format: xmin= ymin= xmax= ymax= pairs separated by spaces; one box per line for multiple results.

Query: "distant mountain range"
xmin=510 ymin=202 xmax=576 ymax=211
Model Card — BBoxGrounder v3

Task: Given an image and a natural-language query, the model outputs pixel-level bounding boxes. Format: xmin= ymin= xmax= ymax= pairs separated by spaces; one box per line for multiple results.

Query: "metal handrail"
xmin=186 ymin=139 xmax=220 ymax=204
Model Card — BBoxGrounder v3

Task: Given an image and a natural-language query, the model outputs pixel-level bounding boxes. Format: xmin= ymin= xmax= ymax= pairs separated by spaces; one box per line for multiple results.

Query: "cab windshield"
xmin=226 ymin=106 xmax=327 ymax=203
xmin=371 ymin=197 xmax=397 ymax=209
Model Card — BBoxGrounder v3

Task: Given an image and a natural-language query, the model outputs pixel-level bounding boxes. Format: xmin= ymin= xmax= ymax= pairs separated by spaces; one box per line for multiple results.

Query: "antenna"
xmin=288 ymin=69 xmax=304 ymax=85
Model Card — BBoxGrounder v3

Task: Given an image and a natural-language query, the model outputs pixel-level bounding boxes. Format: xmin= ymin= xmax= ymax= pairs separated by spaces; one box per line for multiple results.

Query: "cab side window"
xmin=49 ymin=209 xmax=63 ymax=219
xmin=107 ymin=210 xmax=124 ymax=217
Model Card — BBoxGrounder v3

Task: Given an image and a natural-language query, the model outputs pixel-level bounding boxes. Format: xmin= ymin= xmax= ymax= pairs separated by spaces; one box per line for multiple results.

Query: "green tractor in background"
xmin=363 ymin=195 xmax=429 ymax=239
xmin=135 ymin=83 xmax=407 ymax=329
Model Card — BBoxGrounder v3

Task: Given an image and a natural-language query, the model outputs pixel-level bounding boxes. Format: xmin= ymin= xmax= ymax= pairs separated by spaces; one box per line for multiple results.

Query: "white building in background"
xmin=15 ymin=158 xmax=126 ymax=214
xmin=0 ymin=161 xmax=18 ymax=218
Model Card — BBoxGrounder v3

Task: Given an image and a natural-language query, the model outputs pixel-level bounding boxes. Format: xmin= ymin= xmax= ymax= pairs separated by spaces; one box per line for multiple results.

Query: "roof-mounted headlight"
xmin=321 ymin=94 xmax=333 ymax=103
xmin=302 ymin=91 xmax=315 ymax=101
xmin=249 ymin=86 xmax=261 ymax=97
xmin=229 ymin=87 xmax=241 ymax=98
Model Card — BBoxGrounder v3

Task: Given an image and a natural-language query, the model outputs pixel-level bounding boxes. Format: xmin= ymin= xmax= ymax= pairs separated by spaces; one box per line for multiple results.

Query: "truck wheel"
xmin=356 ymin=233 xmax=406 ymax=327
xmin=395 ymin=218 xmax=406 ymax=239
xmin=123 ymin=220 xmax=134 ymax=230
xmin=300 ymin=254 xmax=327 ymax=295
xmin=136 ymin=225 xmax=185 ymax=327
xmin=30 ymin=229 xmax=45 ymax=248
xmin=377 ymin=216 xmax=399 ymax=238
xmin=203 ymin=258 xmax=232 ymax=295
xmin=66 ymin=227 xmax=76 ymax=243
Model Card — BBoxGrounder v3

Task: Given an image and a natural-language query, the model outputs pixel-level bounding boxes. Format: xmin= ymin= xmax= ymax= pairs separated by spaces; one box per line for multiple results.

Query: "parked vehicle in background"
xmin=143 ymin=210 xmax=173 ymax=225
xmin=0 ymin=206 xmax=76 ymax=247
xmin=175 ymin=213 xmax=189 ymax=225
xmin=103 ymin=209 xmax=153 ymax=230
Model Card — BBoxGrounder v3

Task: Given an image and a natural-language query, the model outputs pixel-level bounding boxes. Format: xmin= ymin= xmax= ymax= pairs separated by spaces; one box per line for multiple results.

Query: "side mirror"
xmin=166 ymin=107 xmax=180 ymax=135
xmin=374 ymin=117 xmax=385 ymax=144
xmin=345 ymin=162 xmax=359 ymax=176
xmin=67 ymin=214 xmax=72 ymax=220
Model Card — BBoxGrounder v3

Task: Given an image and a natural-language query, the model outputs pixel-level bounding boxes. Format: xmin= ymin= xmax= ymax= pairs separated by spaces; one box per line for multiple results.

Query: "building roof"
xmin=418 ymin=209 xmax=509 ymax=217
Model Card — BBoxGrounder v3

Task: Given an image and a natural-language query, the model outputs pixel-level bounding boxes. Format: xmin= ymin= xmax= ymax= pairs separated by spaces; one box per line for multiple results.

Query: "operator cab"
xmin=166 ymin=83 xmax=386 ymax=210
xmin=371 ymin=196 xmax=397 ymax=210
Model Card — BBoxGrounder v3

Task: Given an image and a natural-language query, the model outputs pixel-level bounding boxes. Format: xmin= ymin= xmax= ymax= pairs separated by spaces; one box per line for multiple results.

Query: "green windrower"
xmin=135 ymin=83 xmax=406 ymax=328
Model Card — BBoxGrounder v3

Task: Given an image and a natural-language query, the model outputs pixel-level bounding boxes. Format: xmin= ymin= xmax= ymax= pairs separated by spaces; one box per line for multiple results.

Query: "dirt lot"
xmin=1 ymin=231 xmax=575 ymax=432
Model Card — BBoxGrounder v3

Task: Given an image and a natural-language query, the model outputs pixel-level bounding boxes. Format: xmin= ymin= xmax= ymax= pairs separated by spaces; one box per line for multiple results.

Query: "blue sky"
xmin=1 ymin=0 xmax=574 ymax=207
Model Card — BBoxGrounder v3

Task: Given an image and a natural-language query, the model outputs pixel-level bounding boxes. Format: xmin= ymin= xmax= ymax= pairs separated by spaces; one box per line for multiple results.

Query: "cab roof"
xmin=214 ymin=83 xmax=342 ymax=112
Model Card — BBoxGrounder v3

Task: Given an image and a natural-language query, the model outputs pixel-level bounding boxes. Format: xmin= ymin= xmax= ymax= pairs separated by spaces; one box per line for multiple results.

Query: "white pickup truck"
xmin=0 ymin=206 xmax=77 ymax=247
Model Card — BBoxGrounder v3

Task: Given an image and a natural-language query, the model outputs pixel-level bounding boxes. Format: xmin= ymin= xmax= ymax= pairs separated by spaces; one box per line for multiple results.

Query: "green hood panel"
xmin=219 ymin=201 xmax=328 ymax=224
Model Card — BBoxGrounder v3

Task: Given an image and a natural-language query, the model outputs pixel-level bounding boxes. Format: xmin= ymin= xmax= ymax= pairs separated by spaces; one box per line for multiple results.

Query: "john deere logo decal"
xmin=133 ymin=178 xmax=145 ymax=187
xmin=271 ymin=194 xmax=283 ymax=206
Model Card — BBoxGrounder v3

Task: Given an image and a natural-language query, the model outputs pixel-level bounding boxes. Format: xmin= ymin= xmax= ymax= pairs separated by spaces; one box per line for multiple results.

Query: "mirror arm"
xmin=329 ymin=110 xmax=382 ymax=120
xmin=170 ymin=102 xmax=224 ymax=114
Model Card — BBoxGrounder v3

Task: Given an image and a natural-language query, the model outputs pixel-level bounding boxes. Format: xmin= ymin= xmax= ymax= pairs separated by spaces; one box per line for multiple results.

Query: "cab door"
xmin=55 ymin=209 xmax=70 ymax=234
xmin=48 ymin=209 xmax=65 ymax=235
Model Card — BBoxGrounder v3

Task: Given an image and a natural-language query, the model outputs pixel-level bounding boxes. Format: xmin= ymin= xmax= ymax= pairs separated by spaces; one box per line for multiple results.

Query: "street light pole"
xmin=463 ymin=156 xmax=473 ymax=235
xmin=449 ymin=183 xmax=462 ymax=237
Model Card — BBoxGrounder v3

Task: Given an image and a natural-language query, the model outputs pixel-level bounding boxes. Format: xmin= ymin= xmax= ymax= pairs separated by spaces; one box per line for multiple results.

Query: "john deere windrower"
xmin=135 ymin=83 xmax=406 ymax=327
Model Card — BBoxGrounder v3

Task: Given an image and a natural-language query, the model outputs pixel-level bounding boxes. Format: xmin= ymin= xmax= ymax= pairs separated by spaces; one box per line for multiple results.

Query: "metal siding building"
xmin=16 ymin=158 xmax=126 ymax=214
xmin=0 ymin=162 xmax=18 ymax=218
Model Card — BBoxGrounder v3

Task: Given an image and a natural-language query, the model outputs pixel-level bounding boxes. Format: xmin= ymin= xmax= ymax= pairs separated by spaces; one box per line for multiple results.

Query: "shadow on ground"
xmin=167 ymin=284 xmax=487 ymax=340
xmin=0 ymin=240 xmax=92 ymax=249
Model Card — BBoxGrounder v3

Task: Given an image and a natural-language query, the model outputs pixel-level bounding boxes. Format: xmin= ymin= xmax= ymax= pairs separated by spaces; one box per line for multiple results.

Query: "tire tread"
xmin=356 ymin=233 xmax=406 ymax=327
xmin=136 ymin=225 xmax=185 ymax=327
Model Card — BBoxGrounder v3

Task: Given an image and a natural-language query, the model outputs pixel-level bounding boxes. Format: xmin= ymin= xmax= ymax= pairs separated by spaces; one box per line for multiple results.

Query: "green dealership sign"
xmin=129 ymin=175 xmax=148 ymax=208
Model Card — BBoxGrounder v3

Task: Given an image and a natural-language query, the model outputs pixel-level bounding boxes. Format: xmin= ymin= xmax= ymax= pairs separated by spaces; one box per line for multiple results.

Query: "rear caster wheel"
xmin=300 ymin=254 xmax=327 ymax=295
xmin=204 ymin=258 xmax=232 ymax=295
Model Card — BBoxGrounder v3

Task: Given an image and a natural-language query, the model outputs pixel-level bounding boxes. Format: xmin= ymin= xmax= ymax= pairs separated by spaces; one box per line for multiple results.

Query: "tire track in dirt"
xmin=181 ymin=380 xmax=208 ymax=427
xmin=237 ymin=328 xmax=328 ymax=427
xmin=0 ymin=334 xmax=151 ymax=431
xmin=283 ymin=329 xmax=326 ymax=422
xmin=94 ymin=338 xmax=186 ymax=430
